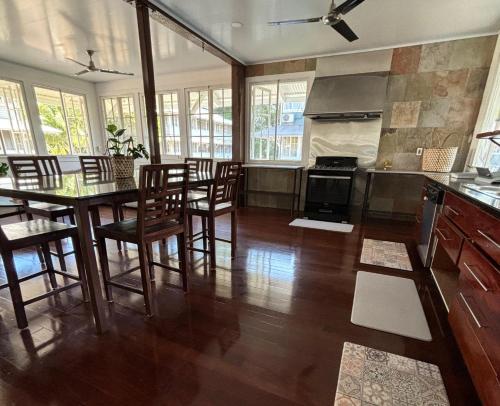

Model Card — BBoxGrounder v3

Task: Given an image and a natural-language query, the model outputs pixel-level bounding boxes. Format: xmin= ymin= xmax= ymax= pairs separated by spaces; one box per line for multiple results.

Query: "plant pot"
xmin=111 ymin=156 xmax=134 ymax=178
xmin=421 ymin=147 xmax=458 ymax=173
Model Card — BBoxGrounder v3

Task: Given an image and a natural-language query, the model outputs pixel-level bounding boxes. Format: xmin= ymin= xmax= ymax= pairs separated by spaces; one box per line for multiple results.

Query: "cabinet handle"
xmin=459 ymin=293 xmax=483 ymax=329
xmin=463 ymin=263 xmax=489 ymax=292
xmin=476 ymin=229 xmax=500 ymax=249
xmin=446 ymin=206 xmax=460 ymax=216
xmin=436 ymin=228 xmax=451 ymax=241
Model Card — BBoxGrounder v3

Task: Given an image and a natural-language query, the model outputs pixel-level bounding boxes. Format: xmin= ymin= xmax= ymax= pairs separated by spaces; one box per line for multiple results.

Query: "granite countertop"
xmin=425 ymin=173 xmax=500 ymax=217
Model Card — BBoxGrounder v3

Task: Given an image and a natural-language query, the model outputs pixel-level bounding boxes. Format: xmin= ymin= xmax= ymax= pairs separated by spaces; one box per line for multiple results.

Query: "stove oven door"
xmin=306 ymin=174 xmax=353 ymax=206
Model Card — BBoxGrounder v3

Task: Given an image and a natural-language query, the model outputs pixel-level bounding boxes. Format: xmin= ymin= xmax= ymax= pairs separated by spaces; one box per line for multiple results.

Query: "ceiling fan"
xmin=268 ymin=0 xmax=366 ymax=42
xmin=65 ymin=50 xmax=134 ymax=76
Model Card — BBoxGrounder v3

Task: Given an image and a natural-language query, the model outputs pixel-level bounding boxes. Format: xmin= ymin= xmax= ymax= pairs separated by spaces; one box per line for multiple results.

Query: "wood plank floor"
xmin=0 ymin=207 xmax=479 ymax=405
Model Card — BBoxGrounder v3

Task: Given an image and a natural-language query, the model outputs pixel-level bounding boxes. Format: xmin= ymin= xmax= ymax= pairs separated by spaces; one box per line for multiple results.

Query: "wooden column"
xmin=136 ymin=0 xmax=160 ymax=164
xmin=232 ymin=64 xmax=246 ymax=161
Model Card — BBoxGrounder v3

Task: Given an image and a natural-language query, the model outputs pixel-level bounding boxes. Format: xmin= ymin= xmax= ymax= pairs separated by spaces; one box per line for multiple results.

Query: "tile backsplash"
xmin=379 ymin=35 xmax=497 ymax=171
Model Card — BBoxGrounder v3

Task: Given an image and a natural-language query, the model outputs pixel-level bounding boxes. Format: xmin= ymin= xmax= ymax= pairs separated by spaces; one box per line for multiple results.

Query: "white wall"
xmin=95 ymin=66 xmax=231 ymax=162
xmin=0 ymin=59 xmax=102 ymax=172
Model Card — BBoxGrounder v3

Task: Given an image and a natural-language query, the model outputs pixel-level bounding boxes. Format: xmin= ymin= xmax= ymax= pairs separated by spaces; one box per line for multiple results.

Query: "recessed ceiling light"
xmin=231 ymin=22 xmax=243 ymax=28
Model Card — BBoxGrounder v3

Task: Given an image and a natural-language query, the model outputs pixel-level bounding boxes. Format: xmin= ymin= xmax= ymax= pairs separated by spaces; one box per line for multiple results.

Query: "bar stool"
xmin=79 ymin=155 xmax=126 ymax=250
xmin=187 ymin=161 xmax=242 ymax=270
xmin=94 ymin=163 xmax=190 ymax=316
xmin=7 ymin=156 xmax=75 ymax=272
xmin=184 ymin=157 xmax=213 ymax=201
xmin=0 ymin=219 xmax=88 ymax=329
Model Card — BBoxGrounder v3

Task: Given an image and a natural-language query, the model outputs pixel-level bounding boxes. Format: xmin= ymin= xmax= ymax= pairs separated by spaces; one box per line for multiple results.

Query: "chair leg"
xmin=36 ymin=245 xmax=45 ymax=267
xmin=96 ymin=237 xmax=113 ymax=302
xmin=71 ymin=235 xmax=89 ymax=302
xmin=41 ymin=243 xmax=58 ymax=289
xmin=231 ymin=210 xmax=237 ymax=259
xmin=54 ymin=240 xmax=67 ymax=273
xmin=208 ymin=215 xmax=216 ymax=270
xmin=146 ymin=243 xmax=155 ymax=281
xmin=138 ymin=243 xmax=153 ymax=316
xmin=112 ymin=205 xmax=122 ymax=251
xmin=188 ymin=214 xmax=194 ymax=243
xmin=177 ymin=232 xmax=189 ymax=292
xmin=1 ymin=251 xmax=28 ymax=329
xmin=202 ymin=216 xmax=208 ymax=252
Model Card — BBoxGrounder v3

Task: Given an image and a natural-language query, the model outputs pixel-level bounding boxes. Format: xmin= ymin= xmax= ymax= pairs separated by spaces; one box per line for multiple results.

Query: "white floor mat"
xmin=360 ymin=238 xmax=413 ymax=271
xmin=289 ymin=219 xmax=353 ymax=233
xmin=351 ymin=271 xmax=432 ymax=341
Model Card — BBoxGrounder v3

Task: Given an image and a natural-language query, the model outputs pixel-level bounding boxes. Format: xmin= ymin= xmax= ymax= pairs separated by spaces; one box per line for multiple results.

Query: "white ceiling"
xmin=157 ymin=0 xmax=500 ymax=64
xmin=0 ymin=0 xmax=225 ymax=82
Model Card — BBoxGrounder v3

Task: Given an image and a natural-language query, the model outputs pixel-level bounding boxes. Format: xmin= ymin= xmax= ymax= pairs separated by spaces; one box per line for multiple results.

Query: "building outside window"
xmin=249 ymin=79 xmax=307 ymax=162
xmin=34 ymin=86 xmax=92 ymax=155
xmin=0 ymin=79 xmax=35 ymax=155
xmin=102 ymin=96 xmax=137 ymax=145
xmin=187 ymin=87 xmax=232 ymax=159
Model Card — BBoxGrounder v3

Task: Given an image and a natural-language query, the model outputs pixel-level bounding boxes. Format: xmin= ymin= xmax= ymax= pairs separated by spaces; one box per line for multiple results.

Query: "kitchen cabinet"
xmin=428 ymin=189 xmax=500 ymax=405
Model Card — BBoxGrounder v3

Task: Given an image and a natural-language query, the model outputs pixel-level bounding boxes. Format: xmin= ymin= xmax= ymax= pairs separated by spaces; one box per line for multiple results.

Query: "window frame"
xmin=33 ymin=84 xmax=94 ymax=156
xmin=245 ymin=72 xmax=314 ymax=165
xmin=101 ymin=94 xmax=139 ymax=147
xmin=157 ymin=90 xmax=182 ymax=158
xmin=0 ymin=76 xmax=38 ymax=156
xmin=185 ymin=84 xmax=232 ymax=160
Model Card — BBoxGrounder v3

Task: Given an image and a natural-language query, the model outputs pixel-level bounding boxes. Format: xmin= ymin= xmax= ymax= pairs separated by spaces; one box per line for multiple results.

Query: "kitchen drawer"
xmin=435 ymin=214 xmax=464 ymax=264
xmin=449 ymin=298 xmax=500 ymax=406
xmin=459 ymin=240 xmax=500 ymax=294
xmin=444 ymin=192 xmax=500 ymax=263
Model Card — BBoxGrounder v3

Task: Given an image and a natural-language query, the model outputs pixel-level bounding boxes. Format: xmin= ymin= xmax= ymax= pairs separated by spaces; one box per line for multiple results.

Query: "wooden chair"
xmin=184 ymin=157 xmax=213 ymax=202
xmin=79 ymin=155 xmax=125 ymax=250
xmin=7 ymin=156 xmax=75 ymax=272
xmin=0 ymin=219 xmax=88 ymax=329
xmin=187 ymin=161 xmax=242 ymax=270
xmin=0 ymin=197 xmax=24 ymax=220
xmin=94 ymin=163 xmax=190 ymax=315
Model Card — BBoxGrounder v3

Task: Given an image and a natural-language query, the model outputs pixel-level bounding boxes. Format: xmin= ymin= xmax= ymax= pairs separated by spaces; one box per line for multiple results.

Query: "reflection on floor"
xmin=0 ymin=207 xmax=479 ymax=405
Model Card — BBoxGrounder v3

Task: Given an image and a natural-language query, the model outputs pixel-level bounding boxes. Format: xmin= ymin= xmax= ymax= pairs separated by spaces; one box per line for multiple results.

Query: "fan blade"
xmin=66 ymin=57 xmax=89 ymax=68
xmin=334 ymin=0 xmax=366 ymax=15
xmin=74 ymin=69 xmax=90 ymax=76
xmin=268 ymin=17 xmax=322 ymax=26
xmin=331 ymin=20 xmax=358 ymax=42
xmin=98 ymin=68 xmax=134 ymax=76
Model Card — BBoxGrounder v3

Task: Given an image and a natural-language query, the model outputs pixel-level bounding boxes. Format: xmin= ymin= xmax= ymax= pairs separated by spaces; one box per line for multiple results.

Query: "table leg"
xmin=362 ymin=172 xmax=374 ymax=222
xmin=73 ymin=201 xmax=108 ymax=334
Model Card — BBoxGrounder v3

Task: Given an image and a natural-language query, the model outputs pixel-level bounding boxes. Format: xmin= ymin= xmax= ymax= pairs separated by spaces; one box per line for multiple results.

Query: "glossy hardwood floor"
xmin=0 ymin=207 xmax=479 ymax=405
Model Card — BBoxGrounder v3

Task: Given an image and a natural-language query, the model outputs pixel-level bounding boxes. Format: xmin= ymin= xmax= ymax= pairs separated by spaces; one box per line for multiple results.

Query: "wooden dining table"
xmin=0 ymin=170 xmax=214 ymax=334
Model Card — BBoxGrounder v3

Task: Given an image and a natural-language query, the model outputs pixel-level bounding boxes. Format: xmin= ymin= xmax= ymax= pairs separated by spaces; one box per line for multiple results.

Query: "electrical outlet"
xmin=416 ymin=147 xmax=423 ymax=156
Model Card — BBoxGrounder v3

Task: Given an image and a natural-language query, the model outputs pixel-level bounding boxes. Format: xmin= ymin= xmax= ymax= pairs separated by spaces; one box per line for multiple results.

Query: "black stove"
xmin=305 ymin=156 xmax=358 ymax=222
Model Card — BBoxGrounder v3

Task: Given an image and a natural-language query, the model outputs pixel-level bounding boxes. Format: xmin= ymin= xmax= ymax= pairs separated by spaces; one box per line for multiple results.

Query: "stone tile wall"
xmin=378 ymin=36 xmax=497 ymax=171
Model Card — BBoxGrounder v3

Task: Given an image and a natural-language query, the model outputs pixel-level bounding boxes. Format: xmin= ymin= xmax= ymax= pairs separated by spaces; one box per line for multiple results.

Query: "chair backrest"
xmin=80 ymin=155 xmax=113 ymax=174
xmin=8 ymin=156 xmax=61 ymax=177
xmin=209 ymin=161 xmax=242 ymax=209
xmin=137 ymin=164 xmax=189 ymax=237
xmin=184 ymin=157 xmax=213 ymax=174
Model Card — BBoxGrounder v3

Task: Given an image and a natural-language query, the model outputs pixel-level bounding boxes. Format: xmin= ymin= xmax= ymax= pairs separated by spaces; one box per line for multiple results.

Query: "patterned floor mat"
xmin=360 ymin=239 xmax=413 ymax=271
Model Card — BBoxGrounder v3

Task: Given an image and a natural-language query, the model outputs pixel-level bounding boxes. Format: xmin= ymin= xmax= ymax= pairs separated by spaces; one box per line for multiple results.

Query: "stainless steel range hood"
xmin=303 ymin=73 xmax=388 ymax=121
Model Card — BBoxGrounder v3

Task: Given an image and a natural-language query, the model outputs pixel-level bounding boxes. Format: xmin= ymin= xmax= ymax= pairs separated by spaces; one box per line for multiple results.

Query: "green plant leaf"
xmin=115 ymin=128 xmax=126 ymax=137
xmin=106 ymin=124 xmax=117 ymax=134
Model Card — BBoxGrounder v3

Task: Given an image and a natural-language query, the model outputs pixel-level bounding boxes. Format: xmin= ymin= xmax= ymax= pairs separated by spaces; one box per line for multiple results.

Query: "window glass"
xmin=158 ymin=92 xmax=181 ymax=156
xmin=102 ymin=96 xmax=137 ymax=144
xmin=187 ymin=88 xmax=232 ymax=159
xmin=250 ymin=79 xmax=307 ymax=161
xmin=35 ymin=86 xmax=91 ymax=155
xmin=0 ymin=79 xmax=35 ymax=154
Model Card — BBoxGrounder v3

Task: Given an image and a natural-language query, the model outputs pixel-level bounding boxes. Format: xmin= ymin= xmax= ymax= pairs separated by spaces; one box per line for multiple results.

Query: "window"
xmin=158 ymin=92 xmax=181 ymax=156
xmin=473 ymin=90 xmax=500 ymax=170
xmin=249 ymin=80 xmax=307 ymax=162
xmin=34 ymin=86 xmax=92 ymax=155
xmin=103 ymin=96 xmax=137 ymax=144
xmin=187 ymin=87 xmax=232 ymax=159
xmin=0 ymin=79 xmax=35 ymax=154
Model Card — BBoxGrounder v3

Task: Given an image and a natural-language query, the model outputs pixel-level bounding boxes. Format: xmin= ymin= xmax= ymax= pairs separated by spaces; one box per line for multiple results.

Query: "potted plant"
xmin=0 ymin=163 xmax=8 ymax=177
xmin=106 ymin=124 xmax=149 ymax=178
xmin=422 ymin=132 xmax=459 ymax=173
